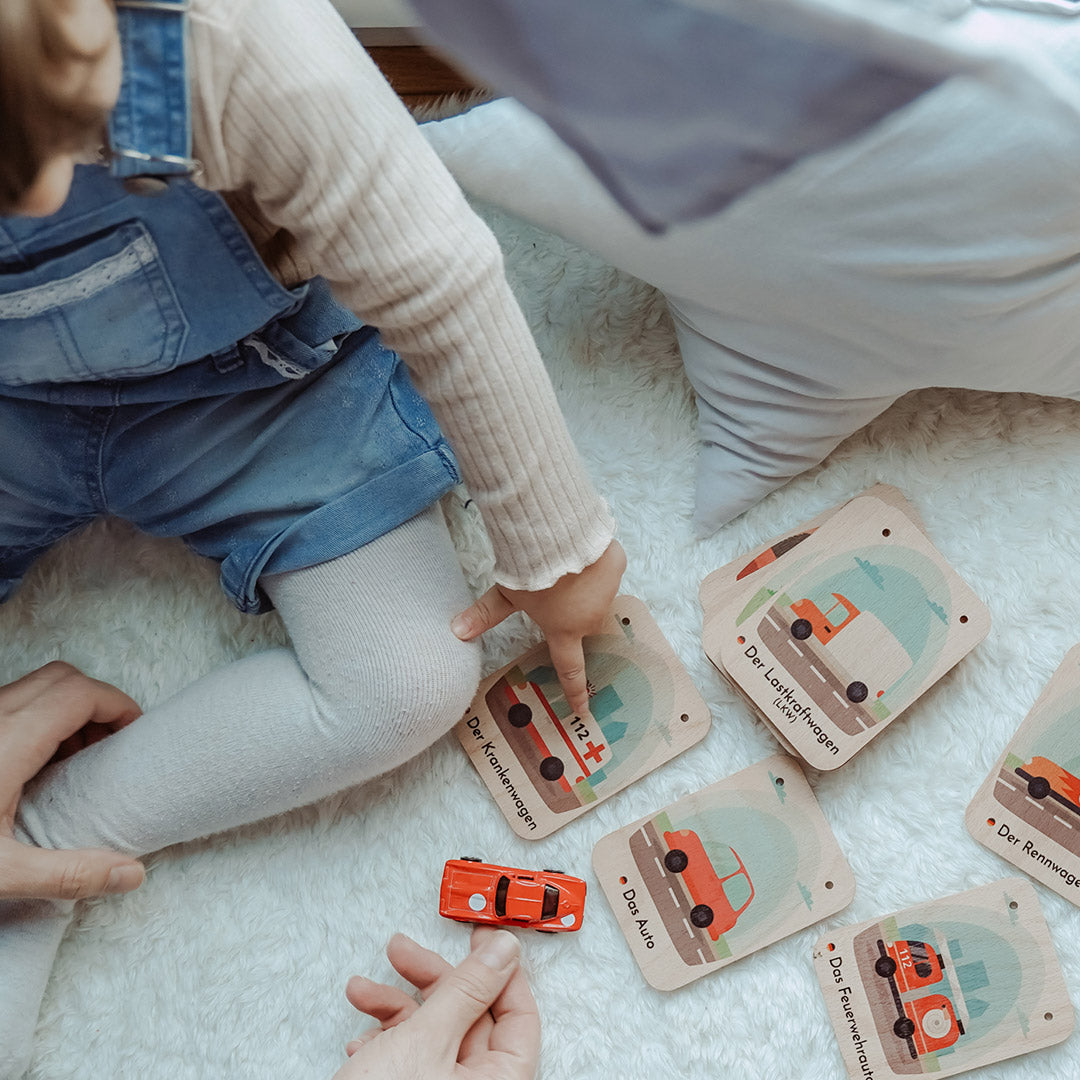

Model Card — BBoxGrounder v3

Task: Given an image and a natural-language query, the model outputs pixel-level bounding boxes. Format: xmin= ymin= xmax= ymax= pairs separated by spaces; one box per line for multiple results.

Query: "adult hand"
xmin=335 ymin=928 xmax=540 ymax=1080
xmin=0 ymin=661 xmax=145 ymax=901
xmin=451 ymin=538 xmax=626 ymax=715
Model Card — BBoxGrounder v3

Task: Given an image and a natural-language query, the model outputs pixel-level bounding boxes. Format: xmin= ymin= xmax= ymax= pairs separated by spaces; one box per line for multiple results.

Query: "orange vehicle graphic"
xmin=1015 ymin=756 xmax=1080 ymax=813
xmin=661 ymin=830 xmax=754 ymax=940
xmin=503 ymin=678 xmax=610 ymax=790
xmin=874 ymin=939 xmax=967 ymax=1060
xmin=788 ymin=593 xmax=912 ymax=704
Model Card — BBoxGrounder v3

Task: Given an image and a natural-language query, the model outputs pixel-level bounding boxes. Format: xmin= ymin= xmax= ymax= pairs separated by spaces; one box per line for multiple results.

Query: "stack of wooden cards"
xmin=701 ymin=486 xmax=991 ymax=770
xmin=456 ymin=596 xmax=711 ymax=839
xmin=814 ymin=879 xmax=1073 ymax=1078
xmin=966 ymin=645 xmax=1080 ymax=907
xmin=593 ymin=755 xmax=855 ymax=990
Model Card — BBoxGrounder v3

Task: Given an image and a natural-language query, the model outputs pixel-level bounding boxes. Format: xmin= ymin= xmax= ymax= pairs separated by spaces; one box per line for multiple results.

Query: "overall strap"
xmin=107 ymin=0 xmax=201 ymax=185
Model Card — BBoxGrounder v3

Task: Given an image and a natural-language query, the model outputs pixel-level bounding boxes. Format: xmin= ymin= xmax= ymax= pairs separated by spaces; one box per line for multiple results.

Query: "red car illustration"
xmin=439 ymin=858 xmax=586 ymax=932
xmin=661 ymin=830 xmax=754 ymax=940
xmin=1016 ymin=755 xmax=1080 ymax=812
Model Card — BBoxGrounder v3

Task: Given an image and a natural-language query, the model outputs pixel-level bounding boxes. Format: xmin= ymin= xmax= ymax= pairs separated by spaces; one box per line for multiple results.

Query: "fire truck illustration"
xmin=661 ymin=830 xmax=754 ymax=940
xmin=502 ymin=677 xmax=611 ymax=788
xmin=1015 ymin=755 xmax=1080 ymax=815
xmin=788 ymin=593 xmax=912 ymax=704
xmin=873 ymin=936 xmax=989 ymax=1062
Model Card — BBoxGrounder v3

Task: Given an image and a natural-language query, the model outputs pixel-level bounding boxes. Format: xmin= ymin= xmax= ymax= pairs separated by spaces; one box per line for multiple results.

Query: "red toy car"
xmin=439 ymin=858 xmax=586 ymax=932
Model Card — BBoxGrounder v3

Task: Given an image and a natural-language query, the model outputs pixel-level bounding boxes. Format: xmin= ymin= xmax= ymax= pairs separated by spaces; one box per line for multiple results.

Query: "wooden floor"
xmin=363 ymin=43 xmax=483 ymax=108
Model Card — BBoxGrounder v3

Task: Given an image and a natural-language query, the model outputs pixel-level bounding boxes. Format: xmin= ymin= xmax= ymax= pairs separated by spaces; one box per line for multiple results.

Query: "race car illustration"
xmin=438 ymin=858 xmax=586 ymax=932
xmin=1015 ymin=755 xmax=1080 ymax=814
xmin=660 ymin=830 xmax=754 ymax=940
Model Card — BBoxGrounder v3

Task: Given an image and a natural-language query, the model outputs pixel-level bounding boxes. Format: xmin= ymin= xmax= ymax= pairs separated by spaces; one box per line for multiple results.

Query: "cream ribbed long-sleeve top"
xmin=186 ymin=0 xmax=615 ymax=590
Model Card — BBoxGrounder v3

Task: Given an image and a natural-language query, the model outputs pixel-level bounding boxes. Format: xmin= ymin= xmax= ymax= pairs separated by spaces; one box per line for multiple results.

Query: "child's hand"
xmin=0 ymin=662 xmax=145 ymax=901
xmin=334 ymin=928 xmax=539 ymax=1080
xmin=451 ymin=539 xmax=626 ymax=715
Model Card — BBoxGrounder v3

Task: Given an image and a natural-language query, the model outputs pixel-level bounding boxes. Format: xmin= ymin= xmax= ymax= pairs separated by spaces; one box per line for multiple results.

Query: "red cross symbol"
xmin=583 ymin=740 xmax=606 ymax=765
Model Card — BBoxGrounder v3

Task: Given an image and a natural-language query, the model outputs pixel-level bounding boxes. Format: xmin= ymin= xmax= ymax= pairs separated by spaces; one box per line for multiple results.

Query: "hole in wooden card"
xmin=621 ymin=617 xmax=631 ymax=626
xmin=960 ymin=614 xmax=969 ymax=624
xmin=1009 ymin=900 xmax=1019 ymax=910
xmin=1046 ymin=1013 xmax=1055 ymax=1022
xmin=882 ymin=528 xmax=891 ymax=537
xmin=775 ymin=777 xmax=785 ymax=787
xmin=825 ymin=881 xmax=834 ymax=890
xmin=679 ymin=713 xmax=689 ymax=723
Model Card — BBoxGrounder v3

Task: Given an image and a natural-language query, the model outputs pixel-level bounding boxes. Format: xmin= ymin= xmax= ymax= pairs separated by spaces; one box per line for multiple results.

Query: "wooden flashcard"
xmin=966 ymin=645 xmax=1080 ymax=907
xmin=703 ymin=495 xmax=990 ymax=770
xmin=814 ymin=879 xmax=1074 ymax=1079
xmin=457 ymin=595 xmax=710 ymax=839
xmin=592 ymin=755 xmax=854 ymax=991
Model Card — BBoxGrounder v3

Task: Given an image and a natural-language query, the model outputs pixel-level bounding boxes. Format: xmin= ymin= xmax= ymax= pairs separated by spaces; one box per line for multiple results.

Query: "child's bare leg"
xmin=0 ymin=505 xmax=480 ymax=1077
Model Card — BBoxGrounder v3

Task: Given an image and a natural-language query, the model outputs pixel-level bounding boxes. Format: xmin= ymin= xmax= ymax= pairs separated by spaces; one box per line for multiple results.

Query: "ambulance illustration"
xmin=502 ymin=677 xmax=611 ymax=788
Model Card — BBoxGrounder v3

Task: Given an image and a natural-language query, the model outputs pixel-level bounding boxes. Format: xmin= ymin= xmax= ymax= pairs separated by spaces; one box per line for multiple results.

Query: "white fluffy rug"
xmin=13 ymin=197 xmax=1080 ymax=1079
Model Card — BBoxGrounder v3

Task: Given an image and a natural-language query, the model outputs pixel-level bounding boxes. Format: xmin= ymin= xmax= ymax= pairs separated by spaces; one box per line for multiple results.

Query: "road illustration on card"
xmin=593 ymin=756 xmax=854 ymax=989
xmin=459 ymin=596 xmax=711 ymax=839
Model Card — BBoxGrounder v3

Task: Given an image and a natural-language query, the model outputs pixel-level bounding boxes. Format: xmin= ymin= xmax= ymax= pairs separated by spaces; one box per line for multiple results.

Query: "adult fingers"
xmin=450 ymin=586 xmax=517 ymax=642
xmin=546 ymin=632 xmax=590 ymax=717
xmin=485 ymin=936 xmax=542 ymax=1074
xmin=0 ymin=663 xmax=141 ymax=799
xmin=345 ymin=974 xmax=421 ymax=1029
xmin=411 ymin=930 xmax=520 ymax=1056
xmin=0 ymin=840 xmax=144 ymax=902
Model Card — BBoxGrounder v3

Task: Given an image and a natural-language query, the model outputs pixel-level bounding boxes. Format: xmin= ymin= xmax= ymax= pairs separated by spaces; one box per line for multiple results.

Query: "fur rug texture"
xmin=13 ymin=196 xmax=1080 ymax=1079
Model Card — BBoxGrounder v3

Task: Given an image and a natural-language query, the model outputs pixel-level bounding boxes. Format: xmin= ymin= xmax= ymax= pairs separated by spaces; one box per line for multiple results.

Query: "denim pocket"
xmin=0 ymin=221 xmax=188 ymax=385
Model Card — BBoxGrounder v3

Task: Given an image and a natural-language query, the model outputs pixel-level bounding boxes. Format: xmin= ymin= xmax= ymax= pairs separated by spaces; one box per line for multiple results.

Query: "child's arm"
xmin=334 ymin=929 xmax=539 ymax=1080
xmin=189 ymin=0 xmax=620 ymax=707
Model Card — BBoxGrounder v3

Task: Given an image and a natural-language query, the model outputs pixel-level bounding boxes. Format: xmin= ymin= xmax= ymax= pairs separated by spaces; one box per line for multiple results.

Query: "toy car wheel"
xmin=542 ymin=869 xmax=565 ymax=875
xmin=507 ymin=703 xmax=533 ymax=728
xmin=893 ymin=1017 xmax=916 ymax=1040
xmin=664 ymin=849 xmax=689 ymax=874
xmin=790 ymin=619 xmax=812 ymax=640
xmin=689 ymin=904 xmax=714 ymax=929
xmin=539 ymin=756 xmax=565 ymax=781
xmin=874 ymin=956 xmax=897 ymax=979
xmin=460 ymin=856 xmax=482 ymax=862
xmin=846 ymin=681 xmax=869 ymax=703
xmin=1028 ymin=776 xmax=1051 ymax=800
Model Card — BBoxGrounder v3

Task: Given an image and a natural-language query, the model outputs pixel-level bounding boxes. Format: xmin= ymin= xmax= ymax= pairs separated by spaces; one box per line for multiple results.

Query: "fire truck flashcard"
xmin=456 ymin=595 xmax=711 ymax=839
xmin=966 ymin=645 xmax=1080 ymax=908
xmin=705 ymin=495 xmax=990 ymax=770
xmin=813 ymin=879 xmax=1073 ymax=1079
xmin=592 ymin=755 xmax=854 ymax=991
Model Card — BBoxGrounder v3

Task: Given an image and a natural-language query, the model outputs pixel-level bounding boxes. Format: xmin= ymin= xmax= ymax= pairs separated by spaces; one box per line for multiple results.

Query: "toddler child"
xmin=0 ymin=0 xmax=621 ymax=1074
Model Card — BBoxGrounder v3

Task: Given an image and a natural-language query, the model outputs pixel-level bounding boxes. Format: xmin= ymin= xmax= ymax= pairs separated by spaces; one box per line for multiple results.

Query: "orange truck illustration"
xmin=661 ymin=830 xmax=754 ymax=940
xmin=503 ymin=678 xmax=611 ymax=788
xmin=873 ymin=937 xmax=989 ymax=1062
xmin=789 ymin=593 xmax=912 ymax=703
xmin=1015 ymin=756 xmax=1080 ymax=812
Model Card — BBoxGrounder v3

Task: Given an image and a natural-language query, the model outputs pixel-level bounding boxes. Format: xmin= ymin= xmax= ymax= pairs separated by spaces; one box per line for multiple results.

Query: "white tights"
xmin=0 ymin=505 xmax=481 ymax=1078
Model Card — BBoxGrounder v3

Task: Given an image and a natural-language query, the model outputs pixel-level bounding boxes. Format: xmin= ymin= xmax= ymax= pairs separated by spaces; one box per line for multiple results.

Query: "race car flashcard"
xmin=966 ymin=645 xmax=1080 ymax=907
xmin=704 ymin=495 xmax=990 ymax=770
xmin=813 ymin=878 xmax=1073 ymax=1079
xmin=456 ymin=595 xmax=711 ymax=839
xmin=591 ymin=755 xmax=854 ymax=991
xmin=699 ymin=484 xmax=926 ymax=621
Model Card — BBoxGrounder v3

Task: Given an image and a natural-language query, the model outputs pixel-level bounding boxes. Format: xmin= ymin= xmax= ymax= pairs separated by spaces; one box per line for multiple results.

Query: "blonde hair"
xmin=0 ymin=0 xmax=114 ymax=210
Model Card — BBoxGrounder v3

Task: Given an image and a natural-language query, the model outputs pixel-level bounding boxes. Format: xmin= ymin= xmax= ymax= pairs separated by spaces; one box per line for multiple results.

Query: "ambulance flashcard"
xmin=814 ymin=879 xmax=1073 ymax=1079
xmin=592 ymin=755 xmax=854 ymax=991
xmin=967 ymin=645 xmax=1080 ymax=906
xmin=707 ymin=496 xmax=990 ymax=769
xmin=456 ymin=595 xmax=711 ymax=839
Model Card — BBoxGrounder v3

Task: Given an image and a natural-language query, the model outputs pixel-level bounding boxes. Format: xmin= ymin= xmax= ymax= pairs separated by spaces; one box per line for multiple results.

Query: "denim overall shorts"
xmin=0 ymin=0 xmax=459 ymax=613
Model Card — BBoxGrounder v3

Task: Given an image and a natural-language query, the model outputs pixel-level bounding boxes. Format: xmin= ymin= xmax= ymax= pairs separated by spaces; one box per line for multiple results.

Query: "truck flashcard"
xmin=592 ymin=755 xmax=854 ymax=991
xmin=814 ymin=879 xmax=1073 ymax=1079
xmin=456 ymin=595 xmax=710 ymax=839
xmin=705 ymin=496 xmax=990 ymax=769
xmin=966 ymin=645 xmax=1080 ymax=907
